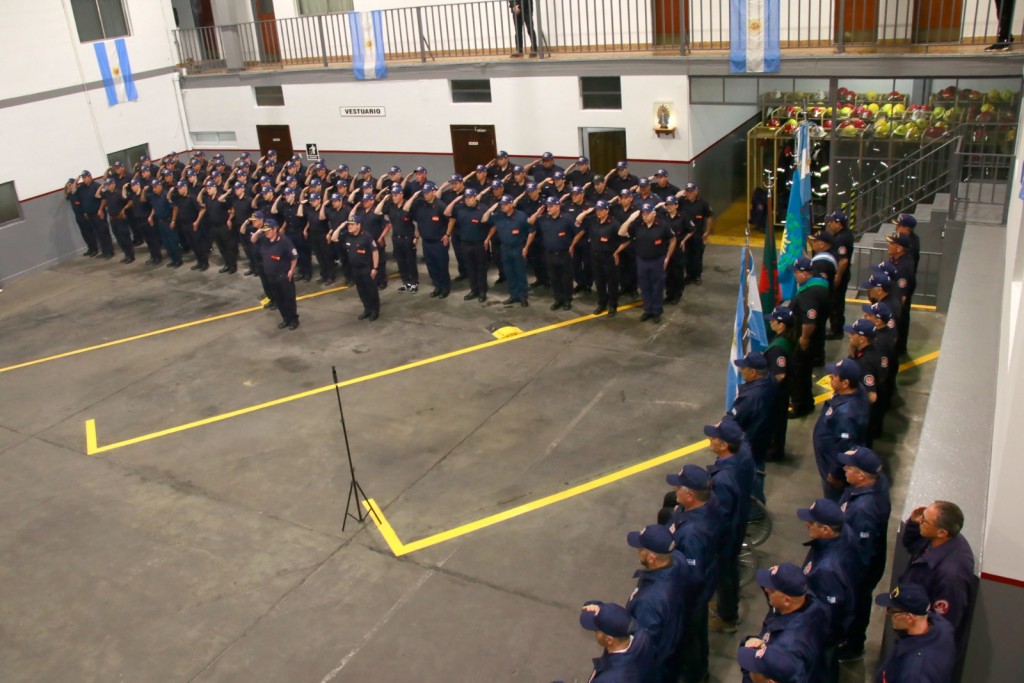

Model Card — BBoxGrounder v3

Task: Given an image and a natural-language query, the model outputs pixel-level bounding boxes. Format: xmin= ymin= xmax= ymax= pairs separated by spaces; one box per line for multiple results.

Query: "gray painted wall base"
xmin=0 ymin=193 xmax=85 ymax=285
xmin=961 ymin=578 xmax=1024 ymax=682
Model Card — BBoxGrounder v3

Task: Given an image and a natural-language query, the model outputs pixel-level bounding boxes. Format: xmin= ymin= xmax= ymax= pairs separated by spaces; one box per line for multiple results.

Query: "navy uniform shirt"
xmin=832 ymin=228 xmax=855 ymax=272
xmin=355 ymin=207 xmax=387 ymax=242
xmin=76 ymin=181 xmax=102 ymax=214
xmin=658 ymin=208 xmax=689 ymax=244
xmin=561 ymin=198 xmax=591 ymax=225
xmin=149 ymin=190 xmax=174 ymax=221
xmin=201 ymin=192 xmax=229 ymax=225
xmin=669 ymin=501 xmax=721 ymax=609
xmin=452 ymin=202 xmax=490 ymax=242
xmin=874 ymin=324 xmax=899 ymax=378
xmin=384 ymin=202 xmax=415 ymax=239
xmin=305 ymin=202 xmax=329 ymax=235
xmin=729 ymin=375 xmax=779 ymax=461
xmin=651 ymin=181 xmax=681 ymax=201
xmin=530 ymin=163 xmax=565 ymax=184
xmin=708 ymin=441 xmax=756 ymax=558
xmin=541 ymin=181 xmax=569 ymax=200
xmin=126 ymin=188 xmax=149 ymax=221
xmin=899 ymin=522 xmax=975 ymax=653
xmin=275 ymin=199 xmax=304 ymax=235
xmin=172 ymin=192 xmax=202 ymax=224
xmin=890 ymin=254 xmax=916 ymax=303
xmin=802 ymin=536 xmax=855 ymax=643
xmin=764 ymin=336 xmax=793 ymax=387
xmin=628 ymin=218 xmax=675 ymax=260
xmin=257 ymin=234 xmax=297 ymax=277
xmin=606 ymin=171 xmax=640 ymax=193
xmin=851 ymin=344 xmax=887 ymax=397
xmin=742 ymin=596 xmax=829 ymax=683
xmin=503 ymin=177 xmax=528 ymax=197
xmin=565 ymin=168 xmax=592 ymax=188
xmin=343 ymin=230 xmax=378 ymax=268
xmin=873 ymin=614 xmax=955 ymax=683
xmin=582 ymin=214 xmax=623 ymax=256
xmin=839 ymin=478 xmax=892 ymax=583
xmin=490 ymin=209 xmax=532 ymax=249
xmin=323 ymin=203 xmax=349 ymax=231
xmin=626 ymin=553 xmax=686 ymax=676
xmin=100 ymin=187 xmax=128 ymax=218
xmin=812 ymin=390 xmax=870 ymax=484
xmin=589 ymin=629 xmax=654 ymax=683
xmin=410 ymin=197 xmax=447 ymax=241
xmin=228 ymin=192 xmax=252 ymax=228
xmin=585 ymin=186 xmax=615 ymax=204
xmin=537 ymin=212 xmax=576 ymax=251
xmin=678 ymin=196 xmax=713 ymax=234
xmin=791 ymin=277 xmax=831 ymax=353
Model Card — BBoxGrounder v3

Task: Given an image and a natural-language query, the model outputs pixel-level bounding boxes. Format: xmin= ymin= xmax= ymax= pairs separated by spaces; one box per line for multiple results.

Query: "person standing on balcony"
xmin=986 ymin=0 xmax=1014 ymax=51
xmin=508 ymin=0 xmax=538 ymax=58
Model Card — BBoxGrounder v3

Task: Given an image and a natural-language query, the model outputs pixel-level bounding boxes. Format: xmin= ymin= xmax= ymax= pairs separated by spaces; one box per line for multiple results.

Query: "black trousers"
xmin=211 ymin=223 xmax=237 ymax=270
xmin=592 ymin=252 xmax=619 ymax=309
xmin=375 ymin=240 xmax=388 ymax=287
xmin=685 ymin=237 xmax=705 ymax=281
xmin=288 ymin=230 xmax=312 ymax=278
xmin=995 ymin=0 xmax=1015 ymax=40
xmin=87 ymin=213 xmax=114 ymax=255
xmin=393 ymin=235 xmax=418 ymax=285
xmin=109 ymin=217 xmax=134 ymax=258
xmin=845 ymin=561 xmax=886 ymax=653
xmin=528 ymin=240 xmax=548 ymax=284
xmin=618 ymin=244 xmax=637 ymax=294
xmin=352 ymin=264 xmax=380 ymax=314
xmin=546 ymin=250 xmax=573 ymax=304
xmin=512 ymin=0 xmax=537 ymax=53
xmin=716 ymin=552 xmax=740 ymax=622
xmin=676 ymin=602 xmax=709 ymax=683
xmin=134 ymin=215 xmax=162 ymax=260
xmin=191 ymin=226 xmax=211 ymax=267
xmin=267 ymin=273 xmax=298 ymax=325
xmin=665 ymin=247 xmax=686 ymax=300
xmin=463 ymin=241 xmax=489 ymax=295
xmin=450 ymin=231 xmax=467 ymax=277
xmin=790 ymin=346 xmax=815 ymax=413
xmin=573 ymin=238 xmax=593 ymax=288
xmin=829 ymin=270 xmax=851 ymax=335
xmin=309 ymin=231 xmax=335 ymax=280
xmin=74 ymin=213 xmax=98 ymax=252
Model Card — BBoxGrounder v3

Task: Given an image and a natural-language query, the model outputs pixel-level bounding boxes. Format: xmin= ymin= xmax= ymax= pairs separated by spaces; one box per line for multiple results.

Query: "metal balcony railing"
xmin=172 ymin=0 xmax=1018 ymax=75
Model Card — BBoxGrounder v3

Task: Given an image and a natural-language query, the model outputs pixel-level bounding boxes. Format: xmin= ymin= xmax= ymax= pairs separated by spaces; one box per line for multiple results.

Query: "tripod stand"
xmin=332 ymin=366 xmax=378 ymax=530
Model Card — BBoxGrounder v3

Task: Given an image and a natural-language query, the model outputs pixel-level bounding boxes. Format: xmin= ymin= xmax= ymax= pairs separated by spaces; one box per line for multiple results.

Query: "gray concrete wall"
xmin=0 ymin=192 xmax=85 ymax=285
xmin=691 ymin=114 xmax=756 ymax=218
xmin=961 ymin=577 xmax=1024 ymax=683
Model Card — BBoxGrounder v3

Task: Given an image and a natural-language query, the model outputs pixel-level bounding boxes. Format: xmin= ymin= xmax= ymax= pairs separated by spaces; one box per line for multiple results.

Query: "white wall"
xmin=689 ymin=104 xmax=758 ymax=158
xmin=182 ymin=74 xmax=692 ymax=162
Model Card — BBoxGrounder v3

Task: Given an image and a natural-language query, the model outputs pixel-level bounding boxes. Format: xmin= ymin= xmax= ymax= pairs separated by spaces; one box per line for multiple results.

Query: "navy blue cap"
xmin=734 ymin=351 xmax=768 ymax=370
xmin=737 ymin=644 xmax=801 ymax=682
xmin=150 ymin=179 xmax=163 ymax=187
xmin=283 ymin=187 xmax=296 ymax=196
xmin=499 ymin=195 xmax=514 ymax=205
xmin=571 ymin=185 xmax=584 ymax=194
xmin=129 ymin=178 xmax=141 ymax=186
xmin=252 ymin=211 xmax=266 ymax=220
xmin=655 ymin=169 xmax=668 ymax=176
xmin=450 ymin=174 xmax=463 ymax=182
xmin=616 ymin=161 xmax=628 ymax=169
xmin=464 ymin=188 xmax=478 ymax=197
xmin=329 ymin=192 xmax=342 ymax=201
xmin=414 ymin=166 xmax=427 ymax=173
xmin=825 ymin=210 xmax=848 ymax=226
xmin=619 ymin=189 xmax=634 ymax=198
xmin=489 ymin=179 xmax=503 ymax=189
xmin=389 ymin=165 xmax=401 ymax=174
xmin=579 ymin=602 xmax=633 ymax=638
xmin=861 ymin=272 xmax=892 ymax=290
xmin=553 ymin=171 xmax=565 ymax=180
xmin=875 ymin=583 xmax=930 ymax=615
xmin=825 ymin=358 xmax=862 ymax=384
xmin=526 ymin=182 xmax=538 ymax=191
xmin=176 ymin=180 xmax=188 ymax=188
xmin=513 ymin=165 xmax=525 ymax=173
xmin=862 ymin=302 xmax=893 ymax=322
xmin=185 ymin=169 xmax=197 ymax=177
xmin=232 ymin=181 xmax=245 ymax=189
xmin=666 ymin=464 xmax=711 ymax=490
xmin=422 ymin=181 xmax=437 ymax=192
xmin=796 ymin=498 xmax=844 ymax=526
xmin=792 ymin=256 xmax=814 ymax=272
xmin=360 ymin=193 xmax=374 ymax=202
xmin=595 ymin=200 xmax=610 ymax=210
xmin=770 ymin=305 xmax=794 ymax=323
xmin=204 ymin=180 xmax=217 ymax=188
xmin=640 ymin=202 xmax=656 ymax=212
xmin=886 ymin=232 xmax=912 ymax=248
xmin=626 ymin=524 xmax=675 ymax=554
xmin=264 ymin=218 xmax=279 ymax=229
xmin=664 ymin=195 xmax=678 ymax=205
xmin=309 ymin=192 xmax=322 ymax=201
xmin=703 ymin=419 xmax=744 ymax=444
xmin=544 ymin=196 xmax=560 ymax=206
xmin=873 ymin=261 xmax=898 ymax=278
xmin=844 ymin=319 xmax=877 ymax=337
xmin=336 ymin=163 xmax=348 ymax=172
xmin=756 ymin=562 xmax=807 ymax=596
xmin=359 ymin=165 xmax=371 ymax=173
xmin=811 ymin=230 xmax=833 ymax=244
xmin=838 ymin=446 xmax=883 ymax=474
xmin=684 ymin=182 xmax=699 ymax=191
xmin=285 ymin=175 xmax=297 ymax=183
xmin=542 ymin=152 xmax=554 ymax=160
xmin=360 ymin=180 xmax=373 ymax=189
xmin=309 ymin=178 xmax=322 ymax=186
xmin=112 ymin=161 xmax=124 ymax=168
xmin=266 ymin=149 xmax=278 ymax=156
xmin=475 ymin=164 xmax=487 ymax=173
xmin=894 ymin=213 xmax=917 ymax=230
xmin=497 ymin=150 xmax=509 ymax=158
xmin=593 ymin=174 xmax=606 ymax=183
xmin=637 ymin=178 xmax=650 ymax=187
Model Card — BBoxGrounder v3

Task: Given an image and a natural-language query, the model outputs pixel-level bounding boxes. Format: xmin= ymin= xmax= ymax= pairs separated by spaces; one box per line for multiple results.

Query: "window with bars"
xmin=580 ymin=77 xmax=622 ymax=110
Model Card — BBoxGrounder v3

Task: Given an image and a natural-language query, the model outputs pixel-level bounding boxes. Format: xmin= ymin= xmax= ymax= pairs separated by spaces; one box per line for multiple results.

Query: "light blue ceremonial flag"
xmin=730 ymin=0 xmax=781 ymax=73
xmin=726 ymin=248 xmax=769 ymax=411
xmin=779 ymin=122 xmax=811 ymax=300
xmin=94 ymin=38 xmax=138 ymax=106
xmin=349 ymin=11 xmax=387 ymax=80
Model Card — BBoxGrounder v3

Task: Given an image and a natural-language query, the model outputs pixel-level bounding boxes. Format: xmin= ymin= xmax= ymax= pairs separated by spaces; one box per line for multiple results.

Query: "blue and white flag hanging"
xmin=94 ymin=38 xmax=138 ymax=106
xmin=779 ymin=122 xmax=812 ymax=300
xmin=729 ymin=0 xmax=781 ymax=73
xmin=726 ymin=248 xmax=770 ymax=411
xmin=349 ymin=11 xmax=387 ymax=80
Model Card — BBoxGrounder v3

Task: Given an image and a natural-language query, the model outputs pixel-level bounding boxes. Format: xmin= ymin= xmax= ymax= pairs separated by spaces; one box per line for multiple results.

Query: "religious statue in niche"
xmin=657 ymin=104 xmax=671 ymax=128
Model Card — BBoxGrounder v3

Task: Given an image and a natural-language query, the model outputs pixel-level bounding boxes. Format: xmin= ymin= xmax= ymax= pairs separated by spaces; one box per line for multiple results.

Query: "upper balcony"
xmin=172 ymin=0 xmax=1020 ymax=76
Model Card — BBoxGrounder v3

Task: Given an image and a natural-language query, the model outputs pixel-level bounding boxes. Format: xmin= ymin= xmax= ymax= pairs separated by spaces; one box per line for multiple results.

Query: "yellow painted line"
xmin=0 ymin=283 xmax=352 ymax=375
xmin=363 ymin=439 xmax=709 ymax=557
xmin=845 ymin=297 xmax=937 ymax=312
xmin=85 ymin=303 xmax=641 ymax=455
xmin=364 ymin=350 xmax=942 ymax=555
xmin=491 ymin=325 xmax=524 ymax=340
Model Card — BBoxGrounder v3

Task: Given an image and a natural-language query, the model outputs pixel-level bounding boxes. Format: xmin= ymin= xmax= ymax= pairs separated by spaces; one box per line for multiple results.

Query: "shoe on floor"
xmin=607 ymin=307 xmax=617 ymax=317
xmin=368 ymin=312 xmax=379 ymax=321
xmin=708 ymin=610 xmax=738 ymax=633
xmin=288 ymin=321 xmax=299 ymax=330
xmin=550 ymin=302 xmax=562 ymax=311
xmin=593 ymin=306 xmax=607 ymax=315
xmin=397 ymin=284 xmax=409 ymax=292
xmin=520 ymin=299 xmax=529 ymax=307
xmin=561 ymin=302 xmax=572 ymax=310
xmin=430 ymin=288 xmax=440 ymax=298
xmin=358 ymin=311 xmax=371 ymax=320
xmin=651 ymin=315 xmax=662 ymax=324
xmin=503 ymin=297 xmax=516 ymax=305
xmin=219 ymin=266 xmax=231 ymax=273
xmin=277 ymin=321 xmax=289 ymax=329
xmin=409 ymin=284 xmax=418 ymax=293
xmin=464 ymin=291 xmax=478 ymax=301
xmin=438 ymin=290 xmax=449 ymax=298
xmin=479 ymin=294 xmax=487 ymax=303
xmin=639 ymin=313 xmax=652 ymax=322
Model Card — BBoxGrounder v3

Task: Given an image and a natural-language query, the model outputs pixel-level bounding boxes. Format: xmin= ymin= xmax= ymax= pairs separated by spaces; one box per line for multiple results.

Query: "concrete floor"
xmin=0 ymin=245 xmax=942 ymax=682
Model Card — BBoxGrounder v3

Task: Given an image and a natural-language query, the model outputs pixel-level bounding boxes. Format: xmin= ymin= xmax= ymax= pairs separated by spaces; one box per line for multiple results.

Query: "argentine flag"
xmin=94 ymin=38 xmax=137 ymax=106
xmin=349 ymin=11 xmax=387 ymax=80
xmin=726 ymin=248 xmax=770 ymax=411
xmin=729 ymin=0 xmax=780 ymax=73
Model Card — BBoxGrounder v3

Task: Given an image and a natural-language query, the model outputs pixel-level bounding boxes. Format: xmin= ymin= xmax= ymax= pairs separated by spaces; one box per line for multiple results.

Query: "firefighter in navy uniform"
xmin=825 ymin=211 xmax=854 ymax=338
xmin=529 ymin=196 xmax=577 ymax=310
xmin=97 ymin=177 xmax=134 ymax=263
xmin=352 ymin=192 xmax=390 ymax=290
xmin=886 ymin=231 xmax=917 ymax=357
xmin=572 ymin=200 xmax=622 ymax=316
xmin=334 ymin=215 xmax=381 ymax=321
xmin=788 ymin=257 xmax=831 ymax=418
xmin=251 ymin=218 xmax=299 ymax=330
xmin=845 ymin=318 xmax=888 ymax=446
xmin=200 ymin=180 xmax=232 ymax=273
xmin=273 ymin=187 xmax=312 ymax=281
xmin=407 ymin=184 xmax=451 ymax=298
xmin=618 ymin=202 xmax=677 ymax=323
xmin=677 ymin=182 xmax=713 ymax=284
xmin=660 ymin=195 xmax=690 ymax=304
xmin=873 ymin=583 xmax=956 ymax=683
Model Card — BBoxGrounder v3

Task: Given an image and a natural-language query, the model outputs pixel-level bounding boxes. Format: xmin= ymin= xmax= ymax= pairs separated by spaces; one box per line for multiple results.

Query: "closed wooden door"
xmin=450 ymin=125 xmax=497 ymax=175
xmin=256 ymin=125 xmax=294 ymax=157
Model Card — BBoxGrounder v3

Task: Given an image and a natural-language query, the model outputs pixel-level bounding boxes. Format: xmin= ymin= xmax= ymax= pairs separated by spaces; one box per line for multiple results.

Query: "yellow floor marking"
xmin=362 ymin=350 xmax=940 ymax=556
xmin=0 ymin=283 xmax=352 ymax=375
xmin=844 ymin=297 xmax=937 ymax=312
xmin=490 ymin=325 xmax=524 ymax=340
xmin=85 ymin=303 xmax=640 ymax=455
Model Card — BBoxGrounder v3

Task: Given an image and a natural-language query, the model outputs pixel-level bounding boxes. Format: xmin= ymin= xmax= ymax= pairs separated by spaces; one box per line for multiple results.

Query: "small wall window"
xmin=297 ymin=0 xmax=354 ymax=15
xmin=254 ymin=86 xmax=285 ymax=107
xmin=191 ymin=132 xmax=239 ymax=144
xmin=451 ymin=79 xmax=492 ymax=104
xmin=0 ymin=182 xmax=23 ymax=226
xmin=580 ymin=77 xmax=622 ymax=110
xmin=70 ymin=0 xmax=130 ymax=42
xmin=106 ymin=143 xmax=150 ymax=171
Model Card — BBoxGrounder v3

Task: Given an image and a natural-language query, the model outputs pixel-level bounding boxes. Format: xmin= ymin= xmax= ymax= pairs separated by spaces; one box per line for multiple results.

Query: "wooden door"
xmin=253 ymin=0 xmax=281 ymax=60
xmin=449 ymin=125 xmax=497 ymax=175
xmin=652 ymin=0 xmax=688 ymax=47
xmin=256 ymin=125 xmax=294 ymax=157
xmin=835 ymin=0 xmax=878 ymax=43
xmin=912 ymin=0 xmax=963 ymax=43
xmin=585 ymin=129 xmax=627 ymax=177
